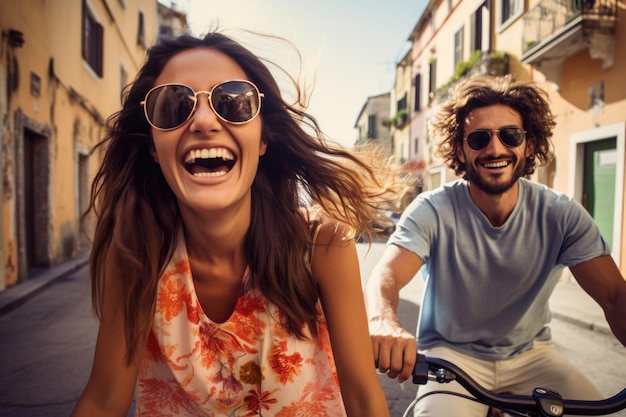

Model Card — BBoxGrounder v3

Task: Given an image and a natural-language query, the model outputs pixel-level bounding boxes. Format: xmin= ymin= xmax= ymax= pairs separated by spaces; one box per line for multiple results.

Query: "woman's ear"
xmin=259 ymin=140 xmax=267 ymax=156
xmin=150 ymin=145 xmax=159 ymax=163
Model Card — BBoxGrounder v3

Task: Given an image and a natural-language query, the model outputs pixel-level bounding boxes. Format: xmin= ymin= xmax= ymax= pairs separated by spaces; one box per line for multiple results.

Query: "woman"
xmin=71 ymin=31 xmax=410 ymax=416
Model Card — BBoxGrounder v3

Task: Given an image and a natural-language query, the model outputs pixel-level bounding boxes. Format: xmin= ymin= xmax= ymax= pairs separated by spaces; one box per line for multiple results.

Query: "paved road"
xmin=0 ymin=267 xmax=137 ymax=417
xmin=0 ymin=269 xmax=96 ymax=417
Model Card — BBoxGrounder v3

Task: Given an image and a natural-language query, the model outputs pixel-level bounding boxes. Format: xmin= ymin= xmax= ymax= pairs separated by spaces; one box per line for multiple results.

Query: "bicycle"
xmin=404 ymin=354 xmax=626 ymax=417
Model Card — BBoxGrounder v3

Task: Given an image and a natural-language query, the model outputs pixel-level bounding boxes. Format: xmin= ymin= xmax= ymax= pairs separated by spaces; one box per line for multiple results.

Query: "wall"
xmin=0 ymin=0 xmax=160 ymax=289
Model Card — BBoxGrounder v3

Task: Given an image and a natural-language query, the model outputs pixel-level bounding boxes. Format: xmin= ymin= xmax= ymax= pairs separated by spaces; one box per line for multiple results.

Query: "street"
xmin=0 ymin=242 xmax=624 ymax=416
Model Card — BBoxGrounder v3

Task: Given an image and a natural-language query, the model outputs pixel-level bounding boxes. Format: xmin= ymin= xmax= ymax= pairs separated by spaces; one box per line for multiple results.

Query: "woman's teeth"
xmin=184 ymin=147 xmax=234 ymax=164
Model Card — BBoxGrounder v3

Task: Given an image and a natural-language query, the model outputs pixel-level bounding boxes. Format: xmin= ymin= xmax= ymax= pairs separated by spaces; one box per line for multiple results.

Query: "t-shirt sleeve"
xmin=557 ymin=195 xmax=611 ymax=266
xmin=387 ymin=192 xmax=439 ymax=263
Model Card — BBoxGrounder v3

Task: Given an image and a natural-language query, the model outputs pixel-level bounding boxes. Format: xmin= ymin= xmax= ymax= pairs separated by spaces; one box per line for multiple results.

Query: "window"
xmin=120 ymin=64 xmax=128 ymax=93
xmin=471 ymin=3 xmax=490 ymax=52
xmin=470 ymin=8 xmax=482 ymax=52
xmin=395 ymin=93 xmax=408 ymax=127
xmin=414 ymin=74 xmax=421 ymax=111
xmin=397 ymin=93 xmax=407 ymax=113
xmin=428 ymin=59 xmax=437 ymax=99
xmin=454 ymin=27 xmax=464 ymax=69
xmin=160 ymin=25 xmax=173 ymax=37
xmin=30 ymin=72 xmax=41 ymax=97
xmin=137 ymin=11 xmax=146 ymax=47
xmin=82 ymin=0 xmax=103 ymax=77
xmin=500 ymin=0 xmax=523 ymax=28
xmin=368 ymin=115 xmax=377 ymax=138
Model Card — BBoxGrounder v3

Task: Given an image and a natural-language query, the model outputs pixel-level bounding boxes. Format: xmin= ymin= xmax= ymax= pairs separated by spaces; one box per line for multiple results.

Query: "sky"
xmin=168 ymin=0 xmax=427 ymax=147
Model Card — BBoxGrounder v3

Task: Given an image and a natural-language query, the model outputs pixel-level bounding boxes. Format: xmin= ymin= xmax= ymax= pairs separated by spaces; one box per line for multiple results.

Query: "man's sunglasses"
xmin=464 ymin=127 xmax=526 ymax=151
xmin=141 ymin=79 xmax=264 ymax=131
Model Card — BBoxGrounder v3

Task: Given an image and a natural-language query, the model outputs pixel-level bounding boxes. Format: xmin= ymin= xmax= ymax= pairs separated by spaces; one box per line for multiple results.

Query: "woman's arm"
xmin=313 ymin=222 xmax=390 ymax=417
xmin=70 ymin=245 xmax=142 ymax=417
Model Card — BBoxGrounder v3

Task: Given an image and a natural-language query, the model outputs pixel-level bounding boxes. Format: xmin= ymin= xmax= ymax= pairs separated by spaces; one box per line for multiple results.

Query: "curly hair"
xmin=85 ymin=31 xmax=413 ymax=364
xmin=432 ymin=75 xmax=555 ymax=178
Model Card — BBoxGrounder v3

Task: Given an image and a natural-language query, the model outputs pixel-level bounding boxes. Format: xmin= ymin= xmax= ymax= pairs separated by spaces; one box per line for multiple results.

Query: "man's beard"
xmin=465 ymin=155 xmax=527 ymax=195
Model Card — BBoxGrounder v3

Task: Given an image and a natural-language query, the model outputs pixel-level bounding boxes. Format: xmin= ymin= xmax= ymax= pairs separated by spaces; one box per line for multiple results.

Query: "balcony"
xmin=433 ymin=51 xmax=509 ymax=103
xmin=521 ymin=0 xmax=617 ymax=84
xmin=385 ymin=109 xmax=409 ymax=129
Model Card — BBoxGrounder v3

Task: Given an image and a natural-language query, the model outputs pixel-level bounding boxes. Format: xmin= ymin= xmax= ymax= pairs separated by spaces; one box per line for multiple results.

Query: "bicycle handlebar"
xmin=412 ymin=354 xmax=626 ymax=416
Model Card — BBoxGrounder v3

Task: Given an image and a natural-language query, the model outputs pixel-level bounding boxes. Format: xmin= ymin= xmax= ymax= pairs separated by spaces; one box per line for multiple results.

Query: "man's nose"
xmin=483 ymin=130 xmax=507 ymax=151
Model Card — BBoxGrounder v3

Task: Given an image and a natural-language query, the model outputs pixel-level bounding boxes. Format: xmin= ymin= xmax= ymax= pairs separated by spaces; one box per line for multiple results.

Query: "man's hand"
xmin=369 ymin=317 xmax=417 ymax=383
xmin=365 ymin=245 xmax=422 ymax=383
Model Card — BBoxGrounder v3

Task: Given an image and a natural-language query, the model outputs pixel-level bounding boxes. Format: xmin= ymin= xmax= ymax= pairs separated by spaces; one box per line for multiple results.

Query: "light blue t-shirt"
xmin=389 ymin=178 xmax=610 ymax=360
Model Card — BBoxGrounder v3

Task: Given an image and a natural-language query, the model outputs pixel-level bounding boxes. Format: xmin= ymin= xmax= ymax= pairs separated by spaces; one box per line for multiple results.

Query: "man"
xmin=366 ymin=75 xmax=626 ymax=416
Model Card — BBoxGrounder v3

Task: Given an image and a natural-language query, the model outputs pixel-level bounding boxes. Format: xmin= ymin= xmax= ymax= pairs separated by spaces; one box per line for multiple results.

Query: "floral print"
xmin=136 ymin=231 xmax=346 ymax=416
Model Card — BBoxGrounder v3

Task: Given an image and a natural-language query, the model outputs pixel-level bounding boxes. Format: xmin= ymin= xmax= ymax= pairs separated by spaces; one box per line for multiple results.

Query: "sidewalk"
xmin=0 ymin=249 xmax=612 ymax=337
xmin=550 ymin=274 xmax=611 ymax=335
xmin=0 ymin=249 xmax=90 ymax=316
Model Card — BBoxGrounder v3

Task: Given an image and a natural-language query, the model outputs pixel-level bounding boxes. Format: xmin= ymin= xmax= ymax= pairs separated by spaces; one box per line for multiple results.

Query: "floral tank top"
xmin=135 ymin=231 xmax=347 ymax=416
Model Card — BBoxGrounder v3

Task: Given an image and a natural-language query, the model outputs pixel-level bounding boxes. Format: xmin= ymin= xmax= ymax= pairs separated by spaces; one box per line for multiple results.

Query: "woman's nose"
xmin=188 ymin=93 xmax=221 ymax=133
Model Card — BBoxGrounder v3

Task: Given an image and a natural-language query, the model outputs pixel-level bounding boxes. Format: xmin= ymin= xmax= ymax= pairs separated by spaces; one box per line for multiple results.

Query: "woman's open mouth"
xmin=183 ymin=147 xmax=236 ymax=178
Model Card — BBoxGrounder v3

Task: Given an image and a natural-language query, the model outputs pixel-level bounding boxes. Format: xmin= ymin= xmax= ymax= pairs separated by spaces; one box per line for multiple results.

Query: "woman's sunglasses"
xmin=141 ymin=79 xmax=264 ymax=131
xmin=464 ymin=127 xmax=526 ymax=151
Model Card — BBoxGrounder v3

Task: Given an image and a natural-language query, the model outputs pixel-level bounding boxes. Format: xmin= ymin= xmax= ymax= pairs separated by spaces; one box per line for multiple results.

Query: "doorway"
xmin=23 ymin=128 xmax=49 ymax=270
xmin=569 ymin=123 xmax=625 ymax=266
xmin=15 ymin=111 xmax=51 ymax=282
xmin=77 ymin=152 xmax=91 ymax=246
xmin=582 ymin=139 xmax=616 ymax=246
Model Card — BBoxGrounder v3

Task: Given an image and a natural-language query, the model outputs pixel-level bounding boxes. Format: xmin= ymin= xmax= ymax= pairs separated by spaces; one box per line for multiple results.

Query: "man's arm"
xmin=365 ymin=244 xmax=423 ymax=382
xmin=570 ymin=254 xmax=626 ymax=346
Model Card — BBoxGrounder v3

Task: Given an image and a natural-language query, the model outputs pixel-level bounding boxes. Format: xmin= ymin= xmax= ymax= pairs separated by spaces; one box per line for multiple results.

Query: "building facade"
xmin=354 ymin=92 xmax=393 ymax=151
xmin=0 ymin=0 xmax=188 ymax=291
xmin=388 ymin=0 xmax=625 ymax=270
xmin=389 ymin=49 xmax=413 ymax=166
xmin=521 ymin=0 xmax=624 ymax=269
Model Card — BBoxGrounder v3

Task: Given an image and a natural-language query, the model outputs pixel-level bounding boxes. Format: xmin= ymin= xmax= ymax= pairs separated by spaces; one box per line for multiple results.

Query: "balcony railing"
xmin=433 ymin=51 xmax=509 ymax=103
xmin=522 ymin=0 xmax=617 ymax=54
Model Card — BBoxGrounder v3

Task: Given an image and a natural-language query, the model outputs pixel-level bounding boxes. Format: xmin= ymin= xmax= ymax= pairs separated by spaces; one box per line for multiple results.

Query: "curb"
xmin=551 ymin=311 xmax=612 ymax=336
xmin=0 ymin=250 xmax=90 ymax=317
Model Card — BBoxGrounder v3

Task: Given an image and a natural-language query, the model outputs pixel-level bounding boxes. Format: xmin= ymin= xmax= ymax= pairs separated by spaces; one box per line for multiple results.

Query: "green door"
xmin=583 ymin=138 xmax=617 ymax=247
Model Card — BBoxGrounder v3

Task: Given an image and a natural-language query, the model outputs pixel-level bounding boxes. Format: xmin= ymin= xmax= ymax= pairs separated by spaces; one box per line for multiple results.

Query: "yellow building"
xmin=520 ymin=0 xmax=625 ymax=270
xmin=0 ymin=1 xmax=187 ymax=290
xmin=390 ymin=49 xmax=413 ymax=167
xmin=404 ymin=0 xmax=626 ymax=271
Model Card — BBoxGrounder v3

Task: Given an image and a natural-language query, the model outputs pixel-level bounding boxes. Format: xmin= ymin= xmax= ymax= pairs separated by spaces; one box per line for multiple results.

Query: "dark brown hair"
xmin=432 ymin=75 xmax=555 ymax=178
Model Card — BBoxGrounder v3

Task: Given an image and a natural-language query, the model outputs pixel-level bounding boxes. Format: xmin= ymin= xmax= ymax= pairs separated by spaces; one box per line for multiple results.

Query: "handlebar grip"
xmin=412 ymin=353 xmax=430 ymax=385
